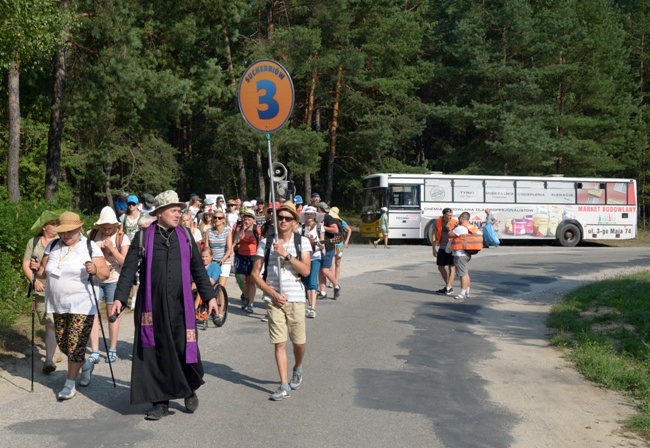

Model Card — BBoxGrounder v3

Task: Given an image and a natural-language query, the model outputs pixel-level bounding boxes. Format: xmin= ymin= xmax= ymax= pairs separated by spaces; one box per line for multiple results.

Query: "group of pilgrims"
xmin=22 ymin=188 xmax=351 ymax=412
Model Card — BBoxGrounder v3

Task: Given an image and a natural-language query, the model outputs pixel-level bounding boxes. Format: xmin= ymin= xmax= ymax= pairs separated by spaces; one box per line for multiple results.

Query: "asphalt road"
xmin=1 ymin=243 xmax=650 ymax=448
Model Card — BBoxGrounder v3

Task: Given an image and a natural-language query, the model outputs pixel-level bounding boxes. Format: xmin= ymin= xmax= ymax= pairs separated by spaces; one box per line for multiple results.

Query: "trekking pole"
xmin=86 ymin=263 xmax=116 ymax=388
xmin=266 ymin=133 xmax=283 ymax=295
xmin=29 ymin=258 xmax=37 ymax=393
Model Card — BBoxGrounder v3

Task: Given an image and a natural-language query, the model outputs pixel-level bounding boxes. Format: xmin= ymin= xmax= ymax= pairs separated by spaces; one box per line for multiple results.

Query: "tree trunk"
xmin=7 ymin=59 xmax=21 ymax=202
xmin=45 ymin=43 xmax=67 ymax=202
xmin=267 ymin=0 xmax=276 ymax=38
xmin=256 ymin=146 xmax=265 ymax=202
xmin=104 ymin=162 xmax=114 ymax=208
xmin=236 ymin=150 xmax=247 ymax=199
xmin=326 ymin=64 xmax=343 ymax=203
xmin=302 ymin=67 xmax=317 ymax=200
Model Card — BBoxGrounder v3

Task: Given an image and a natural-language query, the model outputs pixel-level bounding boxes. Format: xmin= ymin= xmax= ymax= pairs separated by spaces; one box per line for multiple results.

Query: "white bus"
xmin=360 ymin=173 xmax=637 ymax=247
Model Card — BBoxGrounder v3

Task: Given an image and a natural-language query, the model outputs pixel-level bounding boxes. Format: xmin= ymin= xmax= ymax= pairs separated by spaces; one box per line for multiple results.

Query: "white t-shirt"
xmin=451 ymin=225 xmax=469 ymax=256
xmin=44 ymin=237 xmax=104 ymax=315
xmin=226 ymin=212 xmax=239 ymax=230
xmin=190 ymin=227 xmax=202 ymax=243
xmin=299 ymin=223 xmax=322 ymax=260
xmin=256 ymin=235 xmax=312 ymax=303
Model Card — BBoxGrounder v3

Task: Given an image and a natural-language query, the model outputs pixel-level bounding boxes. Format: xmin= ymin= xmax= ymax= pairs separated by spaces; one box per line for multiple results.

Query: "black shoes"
xmin=185 ymin=392 xmax=199 ymax=413
xmin=333 ymin=285 xmax=341 ymax=299
xmin=145 ymin=403 xmax=169 ymax=421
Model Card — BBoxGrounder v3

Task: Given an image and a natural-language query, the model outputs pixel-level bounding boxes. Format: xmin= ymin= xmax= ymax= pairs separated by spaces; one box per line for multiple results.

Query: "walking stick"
xmin=29 ymin=259 xmax=36 ymax=393
xmin=86 ymin=266 xmax=116 ymax=388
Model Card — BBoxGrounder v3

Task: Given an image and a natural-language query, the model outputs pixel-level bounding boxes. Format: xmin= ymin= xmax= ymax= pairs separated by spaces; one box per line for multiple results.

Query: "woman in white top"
xmin=30 ymin=211 xmax=110 ymax=401
xmin=182 ymin=212 xmax=203 ymax=243
xmin=88 ymin=207 xmax=131 ymax=364
xmin=299 ymin=206 xmax=324 ymax=318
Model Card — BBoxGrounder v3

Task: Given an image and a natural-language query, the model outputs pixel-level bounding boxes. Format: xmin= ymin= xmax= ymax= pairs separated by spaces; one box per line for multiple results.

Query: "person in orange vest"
xmin=448 ymin=211 xmax=480 ymax=300
xmin=432 ymin=208 xmax=457 ymax=295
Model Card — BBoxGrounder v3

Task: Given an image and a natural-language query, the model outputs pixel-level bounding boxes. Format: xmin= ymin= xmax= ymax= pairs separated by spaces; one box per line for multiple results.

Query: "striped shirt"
xmin=257 ymin=235 xmax=312 ymax=303
xmin=207 ymin=227 xmax=231 ymax=265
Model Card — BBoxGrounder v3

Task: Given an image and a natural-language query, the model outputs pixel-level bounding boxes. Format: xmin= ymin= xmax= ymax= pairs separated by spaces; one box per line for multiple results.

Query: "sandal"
xmin=106 ymin=349 xmax=117 ymax=364
xmin=57 ymin=380 xmax=77 ymax=400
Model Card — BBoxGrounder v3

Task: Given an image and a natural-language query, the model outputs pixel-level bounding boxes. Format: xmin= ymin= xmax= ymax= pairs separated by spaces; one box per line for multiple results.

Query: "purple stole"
xmin=141 ymin=224 xmax=198 ymax=364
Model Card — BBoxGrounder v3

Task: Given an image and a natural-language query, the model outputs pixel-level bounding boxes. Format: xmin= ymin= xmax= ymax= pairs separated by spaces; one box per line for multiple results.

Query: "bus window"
xmin=388 ymin=185 xmax=420 ymax=208
xmin=516 ymin=180 xmax=548 ymax=203
xmin=606 ymin=182 xmax=628 ymax=204
xmin=485 ymin=180 xmax=515 ymax=203
xmin=546 ymin=181 xmax=576 ymax=204
xmin=577 ymin=182 xmax=605 ymax=205
xmin=453 ymin=179 xmax=483 ymax=202
xmin=363 ymin=188 xmax=386 ymax=211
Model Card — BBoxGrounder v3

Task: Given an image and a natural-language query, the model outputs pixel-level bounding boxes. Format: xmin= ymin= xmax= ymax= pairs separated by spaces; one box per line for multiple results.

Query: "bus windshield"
xmin=363 ymin=187 xmax=386 ymax=212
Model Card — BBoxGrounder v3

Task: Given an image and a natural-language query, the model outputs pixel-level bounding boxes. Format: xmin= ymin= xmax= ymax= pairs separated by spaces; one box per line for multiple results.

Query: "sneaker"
xmin=57 ymin=380 xmax=76 ymax=401
xmin=79 ymin=358 xmax=94 ymax=387
xmin=373 ymin=241 xmax=378 ymax=248
xmin=306 ymin=309 xmax=316 ymax=319
xmin=333 ymin=285 xmax=341 ymax=299
xmin=240 ymin=295 xmax=248 ymax=309
xmin=317 ymin=291 xmax=327 ymax=300
xmin=270 ymin=386 xmax=291 ymax=401
xmin=446 ymin=287 xmax=455 ymax=295
xmin=261 ymin=314 xmax=269 ymax=322
xmin=42 ymin=360 xmax=56 ymax=374
xmin=435 ymin=287 xmax=448 ymax=295
xmin=246 ymin=304 xmax=254 ymax=314
xmin=145 ymin=404 xmax=169 ymax=421
xmin=454 ymin=293 xmax=466 ymax=300
xmin=289 ymin=369 xmax=303 ymax=390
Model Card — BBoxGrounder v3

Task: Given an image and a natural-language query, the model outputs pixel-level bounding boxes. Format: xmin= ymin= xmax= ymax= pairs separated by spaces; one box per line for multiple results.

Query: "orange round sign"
xmin=238 ymin=59 xmax=294 ymax=133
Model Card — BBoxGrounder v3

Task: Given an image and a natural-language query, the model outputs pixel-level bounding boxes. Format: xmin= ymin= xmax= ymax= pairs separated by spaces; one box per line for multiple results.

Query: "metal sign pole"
xmin=266 ymin=133 xmax=283 ymax=296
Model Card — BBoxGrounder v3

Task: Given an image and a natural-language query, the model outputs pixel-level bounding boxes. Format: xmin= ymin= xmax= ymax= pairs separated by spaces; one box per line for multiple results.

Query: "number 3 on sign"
xmin=256 ymin=80 xmax=279 ymax=120
xmin=238 ymin=59 xmax=294 ymax=133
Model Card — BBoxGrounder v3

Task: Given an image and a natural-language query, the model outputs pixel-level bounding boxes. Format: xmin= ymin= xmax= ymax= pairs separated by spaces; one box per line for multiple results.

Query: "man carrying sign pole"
xmin=240 ymin=59 xmax=313 ymax=400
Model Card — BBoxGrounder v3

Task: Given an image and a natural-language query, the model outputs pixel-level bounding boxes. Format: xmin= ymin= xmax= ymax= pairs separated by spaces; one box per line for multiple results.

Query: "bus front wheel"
xmin=424 ymin=220 xmax=436 ymax=246
xmin=557 ymin=223 xmax=581 ymax=247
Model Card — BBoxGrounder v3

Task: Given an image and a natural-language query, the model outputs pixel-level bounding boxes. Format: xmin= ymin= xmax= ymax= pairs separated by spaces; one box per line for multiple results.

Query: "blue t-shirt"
xmin=336 ymin=220 xmax=348 ymax=247
xmin=206 ymin=261 xmax=221 ymax=282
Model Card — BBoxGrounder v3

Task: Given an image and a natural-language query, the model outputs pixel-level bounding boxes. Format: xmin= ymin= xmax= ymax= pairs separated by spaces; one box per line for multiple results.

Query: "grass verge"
xmin=547 ymin=271 xmax=650 ymax=439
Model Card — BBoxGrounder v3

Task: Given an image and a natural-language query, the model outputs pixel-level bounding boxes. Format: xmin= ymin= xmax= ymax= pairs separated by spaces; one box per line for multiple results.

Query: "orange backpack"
xmin=450 ymin=225 xmax=483 ymax=255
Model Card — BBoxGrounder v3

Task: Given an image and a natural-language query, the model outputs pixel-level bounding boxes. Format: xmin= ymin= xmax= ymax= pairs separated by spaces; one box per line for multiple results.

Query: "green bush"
xmin=0 ymin=195 xmax=73 ymax=325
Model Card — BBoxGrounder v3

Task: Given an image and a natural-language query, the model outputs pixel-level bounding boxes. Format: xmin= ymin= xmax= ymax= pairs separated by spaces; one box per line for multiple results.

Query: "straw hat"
xmin=29 ymin=210 xmax=65 ymax=236
xmin=94 ymin=206 xmax=120 ymax=227
xmin=227 ymin=199 xmax=237 ymax=206
xmin=277 ymin=201 xmax=299 ymax=221
xmin=328 ymin=206 xmax=341 ymax=221
xmin=150 ymin=190 xmax=186 ymax=215
xmin=54 ymin=211 xmax=84 ymax=233
xmin=240 ymin=207 xmax=255 ymax=219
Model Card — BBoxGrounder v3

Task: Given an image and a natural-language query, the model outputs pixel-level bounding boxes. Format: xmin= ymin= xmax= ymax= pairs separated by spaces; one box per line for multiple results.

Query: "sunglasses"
xmin=277 ymin=215 xmax=294 ymax=222
xmin=128 ymin=202 xmax=137 ymax=206
xmin=215 ymin=216 xmax=225 ymax=220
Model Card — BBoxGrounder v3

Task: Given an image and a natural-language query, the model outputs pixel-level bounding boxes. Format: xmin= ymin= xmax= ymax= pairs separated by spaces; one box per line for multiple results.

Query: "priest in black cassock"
xmin=113 ymin=190 xmax=217 ymax=421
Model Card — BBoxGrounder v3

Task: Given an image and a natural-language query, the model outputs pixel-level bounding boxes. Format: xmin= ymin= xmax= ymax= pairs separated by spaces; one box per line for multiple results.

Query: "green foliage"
xmin=547 ymin=272 xmax=650 ymax=437
xmin=0 ymin=196 xmax=72 ymax=325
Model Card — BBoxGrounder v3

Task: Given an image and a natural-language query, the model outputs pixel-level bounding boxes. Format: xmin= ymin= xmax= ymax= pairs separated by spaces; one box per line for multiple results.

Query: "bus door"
xmin=387 ymin=183 xmax=421 ymax=238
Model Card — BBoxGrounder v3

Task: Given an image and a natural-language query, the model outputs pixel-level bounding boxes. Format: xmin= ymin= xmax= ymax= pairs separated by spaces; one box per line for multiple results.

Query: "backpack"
xmin=262 ymin=232 xmax=303 ymax=281
xmin=88 ymin=228 xmax=125 ymax=253
xmin=450 ymin=225 xmax=483 ymax=255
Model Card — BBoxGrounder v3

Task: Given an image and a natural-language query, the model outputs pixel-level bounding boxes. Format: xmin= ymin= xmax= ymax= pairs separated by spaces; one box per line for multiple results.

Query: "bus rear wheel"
xmin=557 ymin=223 xmax=581 ymax=247
xmin=424 ymin=220 xmax=436 ymax=246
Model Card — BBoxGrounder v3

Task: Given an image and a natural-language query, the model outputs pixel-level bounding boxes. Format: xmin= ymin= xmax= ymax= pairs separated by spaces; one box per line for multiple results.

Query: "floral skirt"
xmin=53 ymin=313 xmax=94 ymax=363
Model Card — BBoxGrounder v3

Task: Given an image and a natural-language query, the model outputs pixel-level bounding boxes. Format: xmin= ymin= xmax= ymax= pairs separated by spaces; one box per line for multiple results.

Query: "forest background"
xmin=1 ymin=0 xmax=650 ymax=322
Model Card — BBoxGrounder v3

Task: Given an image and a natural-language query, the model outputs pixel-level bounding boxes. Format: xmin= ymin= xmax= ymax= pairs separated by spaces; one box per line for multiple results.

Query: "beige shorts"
xmin=34 ymin=295 xmax=54 ymax=326
xmin=267 ymin=301 xmax=306 ymax=345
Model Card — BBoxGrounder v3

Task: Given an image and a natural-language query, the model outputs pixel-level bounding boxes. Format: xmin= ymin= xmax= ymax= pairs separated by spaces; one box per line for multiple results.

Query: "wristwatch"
xmin=285 ymin=253 xmax=293 ymax=261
